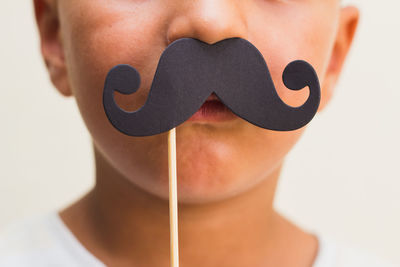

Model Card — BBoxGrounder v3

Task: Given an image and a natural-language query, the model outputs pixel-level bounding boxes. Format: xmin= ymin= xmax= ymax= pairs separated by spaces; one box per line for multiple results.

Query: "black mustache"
xmin=103 ymin=38 xmax=321 ymax=136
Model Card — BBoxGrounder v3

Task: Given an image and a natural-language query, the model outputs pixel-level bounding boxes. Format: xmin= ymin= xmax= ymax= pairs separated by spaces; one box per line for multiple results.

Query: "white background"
xmin=1 ymin=0 xmax=399 ymax=264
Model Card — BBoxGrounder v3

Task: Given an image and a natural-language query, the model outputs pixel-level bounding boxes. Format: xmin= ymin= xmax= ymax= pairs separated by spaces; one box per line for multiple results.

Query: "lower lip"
xmin=187 ymin=100 xmax=238 ymax=122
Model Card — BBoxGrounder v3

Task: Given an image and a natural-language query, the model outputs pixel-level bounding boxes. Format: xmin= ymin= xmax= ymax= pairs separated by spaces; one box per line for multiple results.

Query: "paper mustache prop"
xmin=103 ymin=37 xmax=321 ymax=136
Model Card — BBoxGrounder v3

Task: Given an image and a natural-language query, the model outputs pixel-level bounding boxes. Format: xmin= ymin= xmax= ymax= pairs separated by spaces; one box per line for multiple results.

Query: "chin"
xmin=142 ymin=122 xmax=257 ymax=204
xmin=171 ymin=147 xmax=249 ymax=204
xmin=127 ymin=144 xmax=244 ymax=204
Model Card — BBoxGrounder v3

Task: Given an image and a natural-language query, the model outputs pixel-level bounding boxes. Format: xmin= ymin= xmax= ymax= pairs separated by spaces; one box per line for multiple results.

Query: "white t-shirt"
xmin=0 ymin=212 xmax=396 ymax=267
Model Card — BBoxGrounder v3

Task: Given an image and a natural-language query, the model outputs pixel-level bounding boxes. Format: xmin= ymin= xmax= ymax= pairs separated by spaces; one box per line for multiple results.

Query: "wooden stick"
xmin=168 ymin=128 xmax=179 ymax=267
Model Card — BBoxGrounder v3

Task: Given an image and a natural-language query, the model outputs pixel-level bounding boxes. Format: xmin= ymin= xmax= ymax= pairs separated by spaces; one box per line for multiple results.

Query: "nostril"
xmin=166 ymin=16 xmax=194 ymax=46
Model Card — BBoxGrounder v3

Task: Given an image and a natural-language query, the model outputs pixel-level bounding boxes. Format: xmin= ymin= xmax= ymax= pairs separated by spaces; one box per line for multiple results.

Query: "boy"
xmin=2 ymin=0 xmax=393 ymax=266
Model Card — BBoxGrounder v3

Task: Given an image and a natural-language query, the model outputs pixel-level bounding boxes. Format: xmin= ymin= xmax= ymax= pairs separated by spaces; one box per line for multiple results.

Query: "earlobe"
xmin=33 ymin=0 xmax=72 ymax=97
xmin=319 ymin=6 xmax=360 ymax=111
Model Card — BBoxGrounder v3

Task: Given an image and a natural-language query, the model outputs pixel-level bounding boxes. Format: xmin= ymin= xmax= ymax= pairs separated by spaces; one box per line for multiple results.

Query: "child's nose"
xmin=166 ymin=0 xmax=248 ymax=45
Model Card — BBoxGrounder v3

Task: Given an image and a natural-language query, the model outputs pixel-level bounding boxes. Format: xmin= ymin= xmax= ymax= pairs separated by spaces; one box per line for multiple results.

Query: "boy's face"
xmin=35 ymin=0 xmax=358 ymax=203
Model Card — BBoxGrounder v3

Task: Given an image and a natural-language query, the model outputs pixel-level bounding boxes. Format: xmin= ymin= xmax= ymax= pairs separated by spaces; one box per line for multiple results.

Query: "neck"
xmin=60 ymin=146 xmax=318 ymax=267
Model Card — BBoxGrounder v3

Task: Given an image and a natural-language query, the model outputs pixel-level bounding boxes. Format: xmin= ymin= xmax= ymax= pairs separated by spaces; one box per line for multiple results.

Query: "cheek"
xmin=58 ymin=1 xmax=174 ymax=191
xmin=59 ymin=3 xmax=168 ymax=130
xmin=60 ymin=1 xmax=168 ymax=114
xmin=248 ymin=2 xmax=338 ymax=107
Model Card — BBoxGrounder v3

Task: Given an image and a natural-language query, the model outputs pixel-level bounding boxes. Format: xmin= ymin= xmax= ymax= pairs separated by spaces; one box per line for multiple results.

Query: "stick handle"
xmin=168 ymin=128 xmax=179 ymax=267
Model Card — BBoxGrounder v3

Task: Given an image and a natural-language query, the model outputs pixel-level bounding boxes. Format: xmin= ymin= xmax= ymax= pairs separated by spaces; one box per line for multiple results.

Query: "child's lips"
xmin=187 ymin=94 xmax=238 ymax=122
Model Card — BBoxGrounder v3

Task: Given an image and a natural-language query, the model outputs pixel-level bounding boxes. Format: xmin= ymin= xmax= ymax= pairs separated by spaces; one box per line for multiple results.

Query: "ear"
xmin=33 ymin=0 xmax=72 ymax=97
xmin=319 ymin=6 xmax=360 ymax=111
